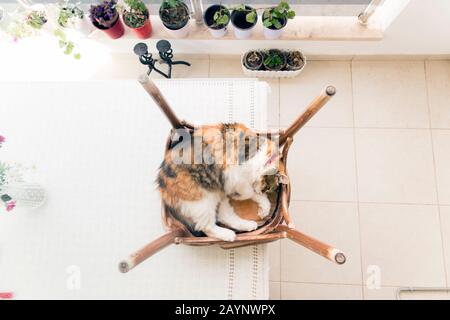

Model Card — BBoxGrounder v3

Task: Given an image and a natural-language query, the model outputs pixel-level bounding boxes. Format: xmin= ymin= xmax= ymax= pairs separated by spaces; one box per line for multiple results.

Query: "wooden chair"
xmin=119 ymin=75 xmax=346 ymax=273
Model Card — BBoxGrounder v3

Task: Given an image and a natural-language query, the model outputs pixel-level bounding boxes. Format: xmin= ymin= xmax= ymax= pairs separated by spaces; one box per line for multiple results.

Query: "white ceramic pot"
xmin=163 ymin=23 xmax=190 ymax=38
xmin=230 ymin=7 xmax=257 ymax=40
xmin=263 ymin=26 xmax=284 ymax=40
xmin=208 ymin=26 xmax=227 ymax=38
xmin=233 ymin=26 xmax=253 ymax=40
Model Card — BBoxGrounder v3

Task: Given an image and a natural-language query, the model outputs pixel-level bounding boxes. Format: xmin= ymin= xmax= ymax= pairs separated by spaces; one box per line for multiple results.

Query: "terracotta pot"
xmin=92 ymin=14 xmax=125 ymax=39
xmin=129 ymin=18 xmax=152 ymax=39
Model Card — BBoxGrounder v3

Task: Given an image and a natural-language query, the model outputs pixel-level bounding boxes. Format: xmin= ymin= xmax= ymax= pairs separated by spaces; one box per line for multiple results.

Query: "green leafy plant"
xmin=159 ymin=0 xmax=189 ymax=28
xmin=233 ymin=4 xmax=257 ymax=24
xmin=212 ymin=7 xmax=229 ymax=28
xmin=54 ymin=29 xmax=81 ymax=59
xmin=163 ymin=0 xmax=182 ymax=8
xmin=26 ymin=10 xmax=48 ymax=29
xmin=58 ymin=4 xmax=84 ymax=28
xmin=7 ymin=19 xmax=34 ymax=40
xmin=262 ymin=1 xmax=295 ymax=29
xmin=122 ymin=0 xmax=148 ymax=28
xmin=264 ymin=50 xmax=285 ymax=69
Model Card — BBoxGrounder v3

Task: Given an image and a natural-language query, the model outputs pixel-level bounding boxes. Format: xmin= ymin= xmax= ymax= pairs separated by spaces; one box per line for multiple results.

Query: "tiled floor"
xmin=108 ymin=55 xmax=450 ymax=299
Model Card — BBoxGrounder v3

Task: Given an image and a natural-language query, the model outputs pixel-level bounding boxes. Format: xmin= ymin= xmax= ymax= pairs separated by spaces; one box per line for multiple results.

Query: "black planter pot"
xmin=262 ymin=13 xmax=287 ymax=40
xmin=203 ymin=4 xmax=230 ymax=38
xmin=159 ymin=1 xmax=190 ymax=30
xmin=243 ymin=50 xmax=263 ymax=71
xmin=231 ymin=5 xmax=257 ymax=39
xmin=263 ymin=49 xmax=287 ymax=71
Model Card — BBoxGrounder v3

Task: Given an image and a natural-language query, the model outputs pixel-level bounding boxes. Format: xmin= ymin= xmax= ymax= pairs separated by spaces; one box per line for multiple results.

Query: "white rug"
xmin=0 ymin=79 xmax=270 ymax=299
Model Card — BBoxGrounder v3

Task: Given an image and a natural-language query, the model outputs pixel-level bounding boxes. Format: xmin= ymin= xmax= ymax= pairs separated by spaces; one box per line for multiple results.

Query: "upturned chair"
xmin=119 ymin=75 xmax=346 ymax=273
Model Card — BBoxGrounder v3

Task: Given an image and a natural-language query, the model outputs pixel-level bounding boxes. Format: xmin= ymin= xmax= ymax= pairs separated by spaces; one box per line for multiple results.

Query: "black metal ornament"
xmin=133 ymin=40 xmax=191 ymax=79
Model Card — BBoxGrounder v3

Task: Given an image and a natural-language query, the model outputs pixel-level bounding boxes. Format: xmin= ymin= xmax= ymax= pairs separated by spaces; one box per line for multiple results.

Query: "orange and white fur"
xmin=157 ymin=123 xmax=279 ymax=241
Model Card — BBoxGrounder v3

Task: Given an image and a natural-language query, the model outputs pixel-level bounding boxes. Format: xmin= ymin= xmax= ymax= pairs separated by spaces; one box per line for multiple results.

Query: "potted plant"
xmin=230 ymin=4 xmax=257 ymax=40
xmin=243 ymin=50 xmax=263 ymax=71
xmin=159 ymin=0 xmax=190 ymax=38
xmin=262 ymin=1 xmax=295 ymax=40
xmin=56 ymin=2 xmax=92 ymax=36
xmin=286 ymin=50 xmax=305 ymax=71
xmin=263 ymin=49 xmax=286 ymax=71
xmin=122 ymin=0 xmax=152 ymax=39
xmin=25 ymin=10 xmax=48 ymax=30
xmin=203 ymin=4 xmax=230 ymax=38
xmin=89 ymin=0 xmax=124 ymax=39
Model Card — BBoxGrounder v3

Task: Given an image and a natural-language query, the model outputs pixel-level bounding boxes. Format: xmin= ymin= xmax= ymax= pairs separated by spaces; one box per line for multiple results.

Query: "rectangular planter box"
xmin=241 ymin=50 xmax=307 ymax=78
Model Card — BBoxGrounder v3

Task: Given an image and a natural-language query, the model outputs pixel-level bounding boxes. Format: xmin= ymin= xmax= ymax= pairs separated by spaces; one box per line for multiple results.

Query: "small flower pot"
xmin=263 ymin=49 xmax=286 ymax=71
xmin=123 ymin=8 xmax=152 ymax=39
xmin=263 ymin=17 xmax=286 ymax=40
xmin=159 ymin=2 xmax=190 ymax=39
xmin=231 ymin=6 xmax=257 ymax=40
xmin=203 ymin=4 xmax=230 ymax=39
xmin=129 ymin=18 xmax=152 ymax=39
xmin=286 ymin=50 xmax=305 ymax=71
xmin=92 ymin=13 xmax=124 ymax=39
xmin=243 ymin=50 xmax=263 ymax=71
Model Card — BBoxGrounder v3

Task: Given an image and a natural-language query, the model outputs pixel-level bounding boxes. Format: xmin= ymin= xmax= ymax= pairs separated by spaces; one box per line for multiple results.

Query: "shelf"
xmin=90 ymin=15 xmax=383 ymax=43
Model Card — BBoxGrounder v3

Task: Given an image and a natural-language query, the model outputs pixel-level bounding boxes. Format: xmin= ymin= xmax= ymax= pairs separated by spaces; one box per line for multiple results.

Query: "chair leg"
xmin=119 ymin=228 xmax=185 ymax=273
xmin=276 ymin=225 xmax=346 ymax=265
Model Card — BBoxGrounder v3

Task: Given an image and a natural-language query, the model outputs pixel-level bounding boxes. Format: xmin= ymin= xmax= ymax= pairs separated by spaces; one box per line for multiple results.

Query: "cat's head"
xmin=250 ymin=136 xmax=280 ymax=177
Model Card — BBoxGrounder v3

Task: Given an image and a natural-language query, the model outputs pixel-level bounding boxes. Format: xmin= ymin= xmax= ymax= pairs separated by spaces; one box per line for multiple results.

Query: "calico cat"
xmin=157 ymin=123 xmax=279 ymax=241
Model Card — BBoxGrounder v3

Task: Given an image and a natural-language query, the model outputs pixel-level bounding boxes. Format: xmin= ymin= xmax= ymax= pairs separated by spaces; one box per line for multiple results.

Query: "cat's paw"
xmin=214 ymin=228 xmax=236 ymax=242
xmin=257 ymin=197 xmax=272 ymax=219
xmin=236 ymin=220 xmax=258 ymax=232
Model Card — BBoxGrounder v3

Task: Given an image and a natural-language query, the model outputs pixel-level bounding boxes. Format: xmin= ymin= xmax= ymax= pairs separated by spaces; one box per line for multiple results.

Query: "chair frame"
xmin=119 ymin=75 xmax=346 ymax=273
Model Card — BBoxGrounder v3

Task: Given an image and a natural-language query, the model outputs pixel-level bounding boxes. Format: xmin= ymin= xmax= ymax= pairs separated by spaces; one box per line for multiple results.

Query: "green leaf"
xmin=263 ymin=19 xmax=272 ymax=28
xmin=273 ymin=19 xmax=283 ymax=29
xmin=272 ymin=11 xmax=282 ymax=19
xmin=287 ymin=10 xmax=296 ymax=19
xmin=279 ymin=2 xmax=290 ymax=10
xmin=74 ymin=53 xmax=81 ymax=60
xmin=218 ymin=15 xmax=229 ymax=26
xmin=64 ymin=42 xmax=74 ymax=55
xmin=1 ymin=194 xmax=12 ymax=202
xmin=246 ymin=11 xmax=256 ymax=24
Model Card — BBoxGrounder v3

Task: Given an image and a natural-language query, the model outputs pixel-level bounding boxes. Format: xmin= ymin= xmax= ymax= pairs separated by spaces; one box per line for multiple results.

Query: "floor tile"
xmin=432 ymin=130 xmax=450 ymax=204
xmin=150 ymin=58 xmax=209 ymax=79
xmin=281 ymin=201 xmax=362 ymax=285
xmin=440 ymin=205 xmax=450 ymax=283
xmin=426 ymin=61 xmax=450 ymax=128
xmin=209 ymin=57 xmax=279 ymax=127
xmin=352 ymin=61 xmax=429 ymax=128
xmin=355 ymin=129 xmax=437 ymax=204
xmin=268 ymin=242 xmax=280 ymax=282
xmin=364 ymin=286 xmax=449 ymax=300
xmin=360 ymin=203 xmax=446 ymax=287
xmin=209 ymin=56 xmax=243 ymax=77
xmin=281 ymin=282 xmax=362 ymax=300
xmin=280 ymin=61 xmax=353 ymax=128
xmin=288 ymin=128 xmax=357 ymax=202
xmin=269 ymin=282 xmax=281 ymax=300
